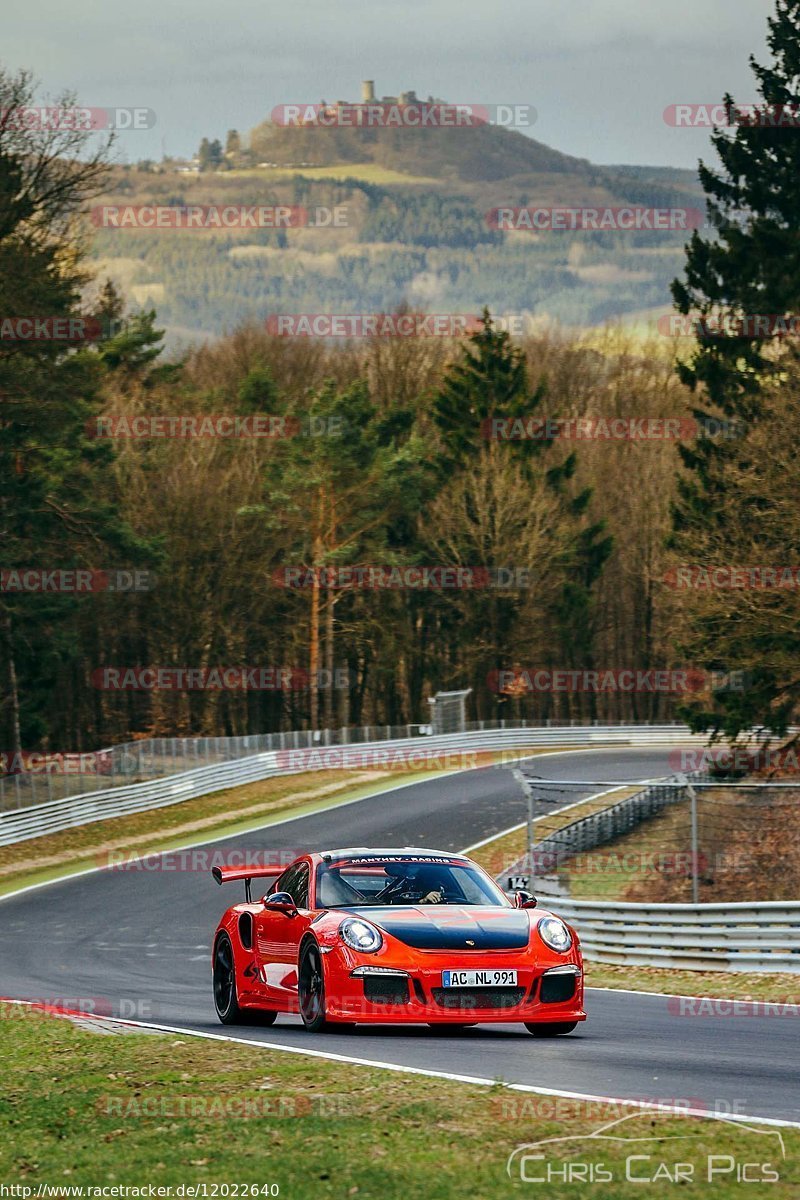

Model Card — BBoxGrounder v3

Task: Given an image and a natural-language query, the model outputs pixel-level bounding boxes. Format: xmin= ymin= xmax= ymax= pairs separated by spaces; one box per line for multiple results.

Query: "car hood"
xmin=348 ymin=905 xmax=531 ymax=951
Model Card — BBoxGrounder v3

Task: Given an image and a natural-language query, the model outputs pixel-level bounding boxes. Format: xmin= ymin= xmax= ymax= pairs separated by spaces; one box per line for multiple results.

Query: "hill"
xmin=248 ymin=112 xmax=594 ymax=182
xmin=86 ymin=101 xmax=706 ymax=345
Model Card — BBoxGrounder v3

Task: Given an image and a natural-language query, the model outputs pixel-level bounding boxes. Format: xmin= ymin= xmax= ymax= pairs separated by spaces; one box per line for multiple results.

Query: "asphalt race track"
xmin=1 ymin=747 xmax=798 ymax=1125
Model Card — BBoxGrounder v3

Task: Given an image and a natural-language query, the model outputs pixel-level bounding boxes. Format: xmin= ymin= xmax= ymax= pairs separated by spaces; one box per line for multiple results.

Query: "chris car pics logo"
xmin=507 ymin=1113 xmax=784 ymax=1184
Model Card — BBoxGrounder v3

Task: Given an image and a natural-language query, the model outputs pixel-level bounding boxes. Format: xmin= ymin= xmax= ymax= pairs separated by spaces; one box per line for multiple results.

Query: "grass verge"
xmin=226 ymin=163 xmax=442 ymax=185
xmin=1 ymin=1011 xmax=797 ymax=1196
xmin=585 ymin=962 xmax=800 ymax=1002
xmin=0 ymin=745 xmax=573 ymax=898
xmin=468 ymin=785 xmax=643 ymax=880
xmin=0 ymin=769 xmax=395 ymax=897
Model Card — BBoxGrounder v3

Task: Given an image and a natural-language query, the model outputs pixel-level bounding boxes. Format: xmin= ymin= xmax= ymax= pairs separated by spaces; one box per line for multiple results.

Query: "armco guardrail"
xmin=494 ymin=771 xmax=800 ymax=972
xmin=0 ymin=724 xmax=706 ymax=846
xmin=550 ymin=897 xmax=800 ymax=973
xmin=0 ymin=718 xmax=699 ymax=813
xmin=501 ymin=775 xmax=705 ymax=883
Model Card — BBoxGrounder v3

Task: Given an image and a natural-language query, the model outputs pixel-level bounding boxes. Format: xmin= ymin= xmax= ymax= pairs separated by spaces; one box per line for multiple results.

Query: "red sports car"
xmin=211 ymin=847 xmax=586 ymax=1035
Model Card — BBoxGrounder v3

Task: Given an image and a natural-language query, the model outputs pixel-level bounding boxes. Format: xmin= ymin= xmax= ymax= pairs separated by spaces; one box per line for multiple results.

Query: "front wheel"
xmin=298 ymin=943 xmax=328 ymax=1032
xmin=525 ymin=1021 xmax=578 ymax=1037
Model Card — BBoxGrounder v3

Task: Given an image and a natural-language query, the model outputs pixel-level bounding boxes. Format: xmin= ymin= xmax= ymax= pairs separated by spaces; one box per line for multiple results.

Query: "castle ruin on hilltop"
xmin=324 ymin=82 xmax=442 ymax=108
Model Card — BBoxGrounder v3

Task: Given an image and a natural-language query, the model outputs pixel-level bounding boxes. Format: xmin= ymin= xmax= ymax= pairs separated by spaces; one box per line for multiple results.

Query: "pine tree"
xmin=0 ymin=68 xmax=150 ymax=750
xmin=672 ymin=0 xmax=800 ymax=421
xmin=430 ymin=313 xmax=612 ymax=716
xmin=669 ymin=1 xmax=800 ymax=738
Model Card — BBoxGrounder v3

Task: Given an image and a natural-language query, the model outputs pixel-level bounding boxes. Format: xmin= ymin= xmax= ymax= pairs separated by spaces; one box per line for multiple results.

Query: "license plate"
xmin=442 ymin=969 xmax=518 ymax=987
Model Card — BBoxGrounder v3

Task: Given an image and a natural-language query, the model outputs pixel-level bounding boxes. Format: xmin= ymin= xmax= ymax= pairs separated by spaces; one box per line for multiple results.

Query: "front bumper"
xmin=324 ymin=960 xmax=586 ymax=1024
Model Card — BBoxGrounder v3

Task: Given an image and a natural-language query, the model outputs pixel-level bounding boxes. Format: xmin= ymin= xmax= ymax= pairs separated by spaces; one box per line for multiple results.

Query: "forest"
xmin=3 ymin=22 xmax=800 ymax=755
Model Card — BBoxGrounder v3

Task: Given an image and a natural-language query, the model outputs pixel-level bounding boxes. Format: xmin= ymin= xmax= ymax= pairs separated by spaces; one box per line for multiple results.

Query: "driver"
xmin=381 ymin=863 xmax=448 ymax=904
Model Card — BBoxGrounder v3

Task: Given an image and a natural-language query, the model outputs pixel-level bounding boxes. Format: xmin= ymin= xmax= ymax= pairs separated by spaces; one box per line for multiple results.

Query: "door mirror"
xmin=262 ymin=891 xmax=297 ymax=916
xmin=514 ymin=890 xmax=538 ymax=909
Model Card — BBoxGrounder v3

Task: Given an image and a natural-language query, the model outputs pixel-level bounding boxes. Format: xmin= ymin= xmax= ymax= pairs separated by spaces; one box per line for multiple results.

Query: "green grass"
xmin=226 ymin=163 xmax=441 ymax=186
xmin=585 ymin=962 xmax=800 ymax=1002
xmin=1 ymin=1012 xmax=797 ymax=1196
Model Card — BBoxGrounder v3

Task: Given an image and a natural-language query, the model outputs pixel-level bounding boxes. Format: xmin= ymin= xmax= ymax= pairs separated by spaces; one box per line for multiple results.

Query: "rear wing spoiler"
xmin=212 ymin=864 xmax=284 ymax=902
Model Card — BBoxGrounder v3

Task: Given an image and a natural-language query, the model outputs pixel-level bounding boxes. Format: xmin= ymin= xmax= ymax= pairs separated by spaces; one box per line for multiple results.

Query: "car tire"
xmin=213 ymin=933 xmax=243 ymax=1025
xmin=525 ymin=1021 xmax=579 ymax=1037
xmin=298 ymin=942 xmax=328 ymax=1032
xmin=214 ymin=934 xmax=279 ymax=1026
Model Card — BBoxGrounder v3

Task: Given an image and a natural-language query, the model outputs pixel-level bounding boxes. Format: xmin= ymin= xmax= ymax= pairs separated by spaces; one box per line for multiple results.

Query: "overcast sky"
xmin=3 ymin=0 xmax=776 ymax=170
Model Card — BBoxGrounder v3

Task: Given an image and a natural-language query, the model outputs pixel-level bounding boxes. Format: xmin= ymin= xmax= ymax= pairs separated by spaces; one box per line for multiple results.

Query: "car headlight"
xmin=537 ymin=916 xmax=572 ymax=953
xmin=339 ymin=917 xmax=383 ymax=953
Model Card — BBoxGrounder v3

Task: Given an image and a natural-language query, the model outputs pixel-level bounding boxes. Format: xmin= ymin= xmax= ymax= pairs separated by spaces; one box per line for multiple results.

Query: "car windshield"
xmin=315 ymin=857 xmax=510 ymax=908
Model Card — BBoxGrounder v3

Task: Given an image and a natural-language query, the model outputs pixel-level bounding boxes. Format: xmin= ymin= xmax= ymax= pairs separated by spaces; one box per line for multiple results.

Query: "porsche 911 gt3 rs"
xmin=211 ymin=847 xmax=586 ymax=1035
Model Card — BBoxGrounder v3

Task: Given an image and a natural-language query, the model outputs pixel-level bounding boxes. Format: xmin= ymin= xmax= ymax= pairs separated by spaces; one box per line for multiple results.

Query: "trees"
xmin=429 ymin=314 xmax=611 ymax=719
xmin=670 ymin=0 xmax=800 ymax=738
xmin=672 ymin=0 xmax=800 ymax=420
xmin=668 ymin=375 xmax=800 ymax=741
xmin=0 ymin=68 xmax=149 ymax=751
xmin=198 ymin=137 xmax=224 ymax=172
xmin=259 ymin=376 xmax=419 ymax=728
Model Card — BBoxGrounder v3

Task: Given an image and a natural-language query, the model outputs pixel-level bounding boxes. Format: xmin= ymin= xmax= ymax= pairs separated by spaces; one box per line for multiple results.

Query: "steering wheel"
xmin=395 ymin=888 xmax=459 ymax=904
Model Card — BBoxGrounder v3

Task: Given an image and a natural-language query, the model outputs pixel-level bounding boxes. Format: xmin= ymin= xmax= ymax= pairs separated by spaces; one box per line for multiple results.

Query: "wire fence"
xmin=0 ymin=717 xmax=692 ymax=813
xmin=500 ymin=774 xmax=800 ymax=905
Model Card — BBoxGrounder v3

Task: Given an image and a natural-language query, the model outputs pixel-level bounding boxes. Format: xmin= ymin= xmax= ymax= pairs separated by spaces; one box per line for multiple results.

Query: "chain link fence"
xmin=0 ymin=717 xmax=696 ymax=814
xmin=500 ymin=773 xmax=800 ymax=906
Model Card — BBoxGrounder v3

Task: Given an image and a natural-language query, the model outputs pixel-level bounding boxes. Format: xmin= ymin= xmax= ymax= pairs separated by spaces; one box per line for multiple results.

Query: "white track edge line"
xmin=3 ymin=1000 xmax=797 ymax=1131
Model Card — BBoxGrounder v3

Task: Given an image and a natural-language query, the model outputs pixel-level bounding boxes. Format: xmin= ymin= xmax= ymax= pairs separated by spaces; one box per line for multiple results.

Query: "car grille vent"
xmin=362 ymin=975 xmax=410 ymax=1005
xmin=431 ymin=986 xmax=526 ymax=1010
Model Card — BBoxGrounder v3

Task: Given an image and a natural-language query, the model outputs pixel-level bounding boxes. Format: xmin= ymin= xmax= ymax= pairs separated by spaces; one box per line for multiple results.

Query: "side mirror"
xmin=514 ymin=890 xmax=538 ymax=909
xmin=262 ymin=891 xmax=297 ymax=916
